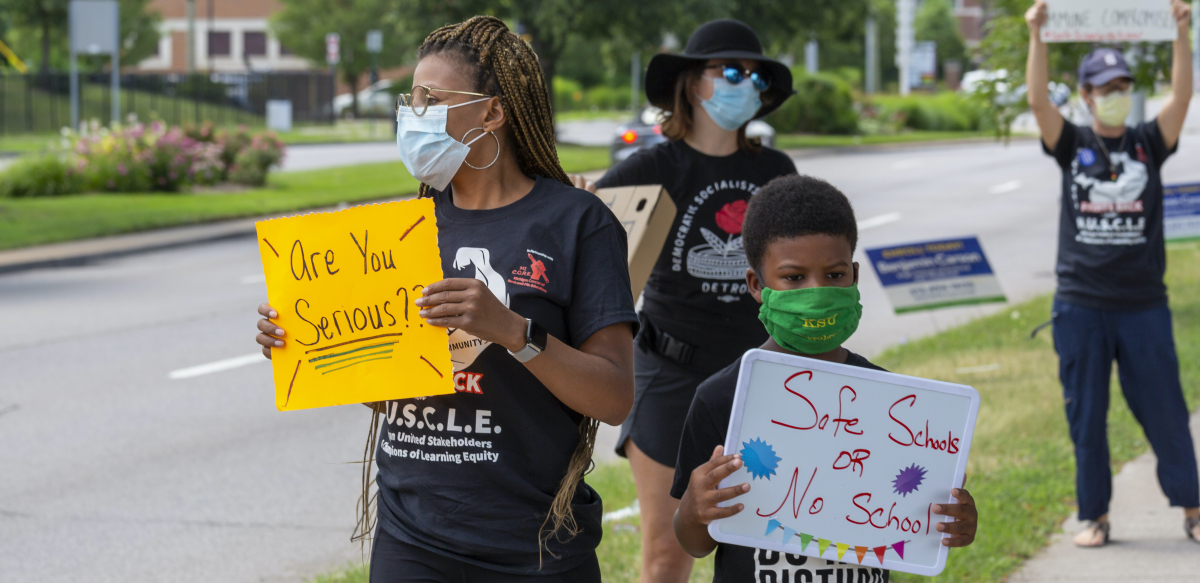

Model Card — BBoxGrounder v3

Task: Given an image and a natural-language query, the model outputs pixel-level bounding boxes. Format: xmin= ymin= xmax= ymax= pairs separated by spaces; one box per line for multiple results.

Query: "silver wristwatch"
xmin=508 ymin=318 xmax=548 ymax=363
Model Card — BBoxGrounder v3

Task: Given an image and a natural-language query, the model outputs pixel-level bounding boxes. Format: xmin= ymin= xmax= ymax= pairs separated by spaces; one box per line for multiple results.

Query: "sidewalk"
xmin=1008 ymin=410 xmax=1200 ymax=583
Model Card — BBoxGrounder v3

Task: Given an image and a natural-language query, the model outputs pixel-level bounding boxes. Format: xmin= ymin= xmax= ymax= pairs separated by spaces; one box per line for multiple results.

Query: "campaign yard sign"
xmin=1041 ymin=0 xmax=1178 ymax=43
xmin=865 ymin=237 xmax=1006 ymax=314
xmin=711 ymin=350 xmax=980 ymax=577
xmin=1165 ymin=182 xmax=1200 ymax=242
xmin=255 ymin=199 xmax=454 ymax=411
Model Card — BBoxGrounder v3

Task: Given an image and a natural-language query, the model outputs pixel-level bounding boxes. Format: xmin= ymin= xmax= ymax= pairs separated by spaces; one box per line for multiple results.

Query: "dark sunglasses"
xmin=705 ymin=64 xmax=771 ymax=92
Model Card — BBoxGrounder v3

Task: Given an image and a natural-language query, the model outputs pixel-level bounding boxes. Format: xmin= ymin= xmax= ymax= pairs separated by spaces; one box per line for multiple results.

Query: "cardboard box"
xmin=594 ymin=185 xmax=677 ymax=298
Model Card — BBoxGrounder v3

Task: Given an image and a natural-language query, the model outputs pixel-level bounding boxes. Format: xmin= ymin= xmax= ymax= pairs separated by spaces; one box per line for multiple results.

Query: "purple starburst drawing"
xmin=740 ymin=438 xmax=781 ymax=480
xmin=892 ymin=463 xmax=927 ymax=497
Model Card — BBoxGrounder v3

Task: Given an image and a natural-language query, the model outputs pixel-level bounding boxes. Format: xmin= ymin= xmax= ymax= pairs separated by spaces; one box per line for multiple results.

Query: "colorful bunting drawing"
xmin=740 ymin=437 xmax=782 ymax=480
xmin=759 ymin=519 xmax=907 ymax=565
xmin=800 ymin=533 xmax=814 ymax=551
xmin=782 ymin=527 xmax=797 ymax=544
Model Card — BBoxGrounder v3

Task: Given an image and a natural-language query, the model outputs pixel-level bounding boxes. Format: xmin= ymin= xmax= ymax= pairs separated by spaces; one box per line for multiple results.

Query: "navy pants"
xmin=1053 ymin=299 xmax=1200 ymax=521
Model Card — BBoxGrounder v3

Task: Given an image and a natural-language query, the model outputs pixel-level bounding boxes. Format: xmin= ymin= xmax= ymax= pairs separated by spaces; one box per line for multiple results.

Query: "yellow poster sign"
xmin=255 ymin=199 xmax=454 ymax=411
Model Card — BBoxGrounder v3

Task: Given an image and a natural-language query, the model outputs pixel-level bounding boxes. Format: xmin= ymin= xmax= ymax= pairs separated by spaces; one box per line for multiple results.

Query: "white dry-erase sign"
xmin=1041 ymin=0 xmax=1177 ymax=43
xmin=711 ymin=349 xmax=980 ymax=577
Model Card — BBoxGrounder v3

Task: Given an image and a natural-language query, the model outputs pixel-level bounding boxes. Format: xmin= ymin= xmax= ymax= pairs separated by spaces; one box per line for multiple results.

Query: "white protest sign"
xmin=711 ymin=349 xmax=980 ymax=577
xmin=1042 ymin=0 xmax=1178 ymax=43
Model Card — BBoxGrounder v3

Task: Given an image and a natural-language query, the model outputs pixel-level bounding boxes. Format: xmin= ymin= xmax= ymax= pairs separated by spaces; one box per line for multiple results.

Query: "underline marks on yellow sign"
xmin=303 ymin=332 xmax=406 ymax=354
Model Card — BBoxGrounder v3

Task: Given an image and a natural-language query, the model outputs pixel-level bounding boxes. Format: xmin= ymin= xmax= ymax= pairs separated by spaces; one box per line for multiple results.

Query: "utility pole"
xmin=186 ymin=0 xmax=195 ymax=73
xmin=865 ymin=15 xmax=878 ymax=94
xmin=805 ymin=39 xmax=819 ymax=74
xmin=897 ymin=0 xmax=916 ymax=96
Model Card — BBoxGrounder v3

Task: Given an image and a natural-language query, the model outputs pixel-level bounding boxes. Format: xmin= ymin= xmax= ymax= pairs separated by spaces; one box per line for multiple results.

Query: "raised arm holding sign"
xmin=1026 ymin=0 xmax=1200 ymax=548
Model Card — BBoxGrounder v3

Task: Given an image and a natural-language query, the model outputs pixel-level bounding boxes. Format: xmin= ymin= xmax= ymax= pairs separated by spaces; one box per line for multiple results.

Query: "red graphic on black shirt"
xmin=454 ymin=371 xmax=483 ymax=394
xmin=508 ymin=254 xmax=549 ymax=293
xmin=715 ymin=200 xmax=747 ymax=235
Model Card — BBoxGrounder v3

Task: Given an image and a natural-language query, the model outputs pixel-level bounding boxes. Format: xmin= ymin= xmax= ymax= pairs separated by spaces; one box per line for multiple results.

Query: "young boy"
xmin=670 ymin=174 xmax=979 ymax=582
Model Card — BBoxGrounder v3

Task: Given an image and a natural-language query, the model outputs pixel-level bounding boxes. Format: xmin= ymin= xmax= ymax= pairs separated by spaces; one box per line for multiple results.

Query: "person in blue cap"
xmin=1025 ymin=0 xmax=1198 ymax=548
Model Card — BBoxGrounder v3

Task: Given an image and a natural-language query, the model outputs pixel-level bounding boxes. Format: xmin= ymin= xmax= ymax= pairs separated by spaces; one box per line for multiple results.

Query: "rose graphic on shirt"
xmin=687 ymin=200 xmax=750 ymax=281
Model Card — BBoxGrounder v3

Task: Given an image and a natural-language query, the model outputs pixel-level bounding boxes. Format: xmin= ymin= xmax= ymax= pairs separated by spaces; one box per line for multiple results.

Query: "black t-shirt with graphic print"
xmin=373 ymin=176 xmax=639 ymax=575
xmin=596 ymin=141 xmax=797 ymax=375
xmin=1044 ymin=120 xmax=1177 ymax=311
xmin=671 ymin=352 xmax=890 ymax=583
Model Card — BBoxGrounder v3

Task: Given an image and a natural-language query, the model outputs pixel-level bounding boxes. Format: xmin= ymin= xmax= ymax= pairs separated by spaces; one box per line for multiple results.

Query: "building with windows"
xmin=138 ymin=0 xmax=309 ymax=72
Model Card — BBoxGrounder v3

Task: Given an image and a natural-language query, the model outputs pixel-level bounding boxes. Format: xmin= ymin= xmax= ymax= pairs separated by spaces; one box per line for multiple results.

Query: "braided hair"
xmin=357 ymin=16 xmax=596 ymax=566
xmin=414 ymin=16 xmax=570 ymax=197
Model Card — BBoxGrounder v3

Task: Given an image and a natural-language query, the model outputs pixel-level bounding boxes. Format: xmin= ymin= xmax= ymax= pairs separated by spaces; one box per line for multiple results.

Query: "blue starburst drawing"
xmin=892 ymin=463 xmax=927 ymax=497
xmin=740 ymin=438 xmax=781 ymax=480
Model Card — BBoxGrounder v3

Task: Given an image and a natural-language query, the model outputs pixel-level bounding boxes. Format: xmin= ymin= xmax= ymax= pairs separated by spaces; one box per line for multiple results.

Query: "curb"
xmin=784 ymin=135 xmax=1039 ymax=159
xmin=0 ymin=197 xmax=407 ymax=275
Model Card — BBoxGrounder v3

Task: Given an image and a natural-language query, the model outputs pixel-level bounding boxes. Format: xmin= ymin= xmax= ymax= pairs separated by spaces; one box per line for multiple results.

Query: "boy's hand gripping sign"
xmin=712 ymin=350 xmax=979 ymax=576
xmin=255 ymin=200 xmax=454 ymax=411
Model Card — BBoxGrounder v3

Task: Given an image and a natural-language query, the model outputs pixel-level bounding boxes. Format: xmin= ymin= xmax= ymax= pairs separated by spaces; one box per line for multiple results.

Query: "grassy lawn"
xmin=0 ymin=145 xmax=609 ymax=250
xmin=308 ymin=244 xmax=1200 ymax=583
xmin=776 ymin=131 xmax=997 ymax=150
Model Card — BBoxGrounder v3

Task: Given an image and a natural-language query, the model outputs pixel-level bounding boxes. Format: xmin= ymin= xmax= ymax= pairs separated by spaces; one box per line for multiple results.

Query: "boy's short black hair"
xmin=743 ymin=174 xmax=858 ymax=272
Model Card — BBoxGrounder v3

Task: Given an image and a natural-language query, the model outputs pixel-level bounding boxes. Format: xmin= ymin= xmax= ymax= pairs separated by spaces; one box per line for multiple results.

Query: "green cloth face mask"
xmin=758 ymin=285 xmax=863 ymax=355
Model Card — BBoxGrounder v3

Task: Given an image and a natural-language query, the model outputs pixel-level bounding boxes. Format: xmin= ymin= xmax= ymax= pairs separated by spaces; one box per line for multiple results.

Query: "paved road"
xmin=4 ymin=135 xmax=1200 ymax=582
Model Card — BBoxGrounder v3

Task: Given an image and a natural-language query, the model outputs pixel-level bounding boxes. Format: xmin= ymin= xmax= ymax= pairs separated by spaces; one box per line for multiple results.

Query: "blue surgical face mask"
xmin=395 ymin=97 xmax=490 ymax=191
xmin=699 ymin=76 xmax=762 ymax=131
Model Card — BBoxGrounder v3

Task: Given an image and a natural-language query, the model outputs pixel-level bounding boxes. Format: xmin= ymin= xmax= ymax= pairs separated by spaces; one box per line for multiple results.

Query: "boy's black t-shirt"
xmin=373 ymin=176 xmax=639 ymax=575
xmin=671 ymin=351 xmax=890 ymax=583
xmin=1044 ymin=120 xmax=1176 ymax=311
xmin=596 ymin=141 xmax=797 ymax=375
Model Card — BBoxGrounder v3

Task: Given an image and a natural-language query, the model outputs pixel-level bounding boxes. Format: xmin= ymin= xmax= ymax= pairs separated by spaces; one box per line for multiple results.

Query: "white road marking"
xmin=891 ymin=159 xmax=923 ymax=170
xmin=955 ymin=363 xmax=1002 ymax=374
xmin=602 ymin=500 xmax=640 ymax=523
xmin=857 ymin=212 xmax=901 ymax=230
xmin=169 ymin=353 xmax=267 ymax=379
xmin=240 ymin=274 xmax=266 ymax=284
xmin=989 ymin=180 xmax=1023 ymax=195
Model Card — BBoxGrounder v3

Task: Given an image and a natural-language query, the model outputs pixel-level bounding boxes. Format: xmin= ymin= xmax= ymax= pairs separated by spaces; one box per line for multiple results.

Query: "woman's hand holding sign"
xmin=416 ymin=278 xmax=528 ymax=352
xmin=256 ymin=303 xmax=283 ymax=359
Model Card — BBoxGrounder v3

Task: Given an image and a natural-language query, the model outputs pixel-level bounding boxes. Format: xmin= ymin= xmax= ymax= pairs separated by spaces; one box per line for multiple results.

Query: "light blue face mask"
xmin=699 ymin=76 xmax=763 ymax=131
xmin=395 ymin=97 xmax=491 ymax=191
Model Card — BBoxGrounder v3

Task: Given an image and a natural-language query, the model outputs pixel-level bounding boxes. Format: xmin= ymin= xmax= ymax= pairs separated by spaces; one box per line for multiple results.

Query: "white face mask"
xmin=395 ymin=97 xmax=491 ymax=191
xmin=1092 ymin=90 xmax=1132 ymax=128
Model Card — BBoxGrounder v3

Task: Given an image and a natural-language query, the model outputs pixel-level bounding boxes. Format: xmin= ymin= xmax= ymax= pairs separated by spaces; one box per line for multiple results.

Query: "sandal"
xmin=1073 ymin=520 xmax=1110 ymax=548
xmin=1186 ymin=516 xmax=1200 ymax=542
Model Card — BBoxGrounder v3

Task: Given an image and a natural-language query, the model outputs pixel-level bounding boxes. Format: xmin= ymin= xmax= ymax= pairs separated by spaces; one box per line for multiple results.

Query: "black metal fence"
xmin=0 ymin=71 xmax=335 ymax=135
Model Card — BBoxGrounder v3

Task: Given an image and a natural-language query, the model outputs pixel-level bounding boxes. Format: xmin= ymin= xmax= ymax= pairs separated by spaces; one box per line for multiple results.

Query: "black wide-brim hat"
xmin=645 ymin=19 xmax=795 ymax=119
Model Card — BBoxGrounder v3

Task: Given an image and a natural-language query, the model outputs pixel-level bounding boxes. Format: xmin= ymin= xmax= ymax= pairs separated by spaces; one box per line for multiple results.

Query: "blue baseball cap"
xmin=1078 ymin=48 xmax=1133 ymax=88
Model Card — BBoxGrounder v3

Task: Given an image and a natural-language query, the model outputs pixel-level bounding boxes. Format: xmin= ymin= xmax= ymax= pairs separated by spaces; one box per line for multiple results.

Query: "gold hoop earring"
xmin=461 ymin=127 xmax=500 ymax=170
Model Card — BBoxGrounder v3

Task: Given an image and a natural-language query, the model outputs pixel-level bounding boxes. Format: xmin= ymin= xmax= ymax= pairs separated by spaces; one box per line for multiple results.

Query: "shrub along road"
xmin=2 ymin=138 xmax=1199 ymax=583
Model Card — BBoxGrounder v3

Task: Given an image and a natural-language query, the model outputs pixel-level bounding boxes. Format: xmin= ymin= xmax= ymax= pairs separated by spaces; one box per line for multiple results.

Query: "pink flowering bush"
xmin=0 ymin=119 xmax=286 ymax=197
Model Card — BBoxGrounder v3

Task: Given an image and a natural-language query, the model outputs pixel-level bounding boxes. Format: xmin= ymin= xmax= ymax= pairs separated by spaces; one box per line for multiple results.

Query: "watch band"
xmin=509 ymin=318 xmax=547 ymax=363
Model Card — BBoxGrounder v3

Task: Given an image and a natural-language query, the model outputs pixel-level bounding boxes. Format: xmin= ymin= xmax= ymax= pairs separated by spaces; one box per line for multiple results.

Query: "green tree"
xmin=0 ymin=0 xmax=159 ymax=73
xmin=271 ymin=0 xmax=412 ymax=117
xmin=915 ymin=0 xmax=967 ymax=79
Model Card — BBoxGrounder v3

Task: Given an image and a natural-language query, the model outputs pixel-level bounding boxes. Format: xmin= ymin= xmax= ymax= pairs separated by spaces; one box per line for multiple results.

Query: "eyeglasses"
xmin=704 ymin=64 xmax=771 ymax=92
xmin=396 ymin=85 xmax=493 ymax=117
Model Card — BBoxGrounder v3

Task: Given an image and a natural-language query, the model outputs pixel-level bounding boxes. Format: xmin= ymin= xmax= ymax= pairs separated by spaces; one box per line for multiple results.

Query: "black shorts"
xmin=615 ymin=342 xmax=711 ymax=467
xmin=368 ymin=526 xmax=601 ymax=583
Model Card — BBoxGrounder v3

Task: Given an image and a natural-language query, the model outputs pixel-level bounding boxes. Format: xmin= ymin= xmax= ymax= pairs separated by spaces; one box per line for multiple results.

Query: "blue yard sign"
xmin=865 ymin=237 xmax=1006 ymax=314
xmin=1165 ymin=183 xmax=1200 ymax=243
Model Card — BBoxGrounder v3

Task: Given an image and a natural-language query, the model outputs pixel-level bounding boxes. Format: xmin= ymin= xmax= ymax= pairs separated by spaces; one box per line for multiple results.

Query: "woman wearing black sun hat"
xmin=570 ymin=19 xmax=798 ymax=583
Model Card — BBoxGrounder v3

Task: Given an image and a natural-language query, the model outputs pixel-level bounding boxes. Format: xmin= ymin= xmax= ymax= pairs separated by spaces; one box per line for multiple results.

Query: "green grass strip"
xmin=313 ymin=349 xmax=393 ymax=370
xmin=308 ymin=342 xmax=396 ymax=363
xmin=892 ymin=296 xmax=1009 ymax=313
xmin=320 ymin=355 xmax=393 ymax=375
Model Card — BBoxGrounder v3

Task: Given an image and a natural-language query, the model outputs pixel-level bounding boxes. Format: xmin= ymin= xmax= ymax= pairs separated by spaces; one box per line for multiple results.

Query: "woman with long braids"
xmin=254 ymin=16 xmax=637 ymax=581
xmin=571 ymin=19 xmax=797 ymax=583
